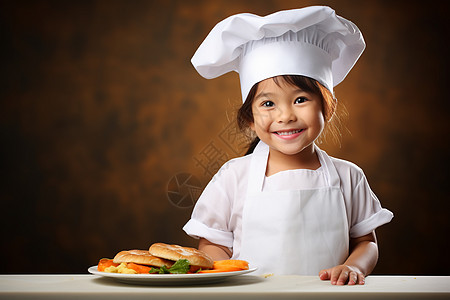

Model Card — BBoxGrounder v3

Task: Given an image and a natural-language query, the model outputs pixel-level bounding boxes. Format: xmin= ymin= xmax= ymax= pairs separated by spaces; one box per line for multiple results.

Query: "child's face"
xmin=250 ymin=78 xmax=325 ymax=156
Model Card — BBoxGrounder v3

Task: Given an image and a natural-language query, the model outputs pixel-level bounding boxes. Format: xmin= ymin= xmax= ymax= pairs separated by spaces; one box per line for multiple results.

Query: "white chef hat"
xmin=191 ymin=6 xmax=365 ymax=102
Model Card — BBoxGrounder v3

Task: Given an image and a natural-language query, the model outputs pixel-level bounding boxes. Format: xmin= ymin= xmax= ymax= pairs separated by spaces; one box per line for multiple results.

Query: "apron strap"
xmin=315 ymin=144 xmax=341 ymax=188
xmin=247 ymin=141 xmax=269 ymax=194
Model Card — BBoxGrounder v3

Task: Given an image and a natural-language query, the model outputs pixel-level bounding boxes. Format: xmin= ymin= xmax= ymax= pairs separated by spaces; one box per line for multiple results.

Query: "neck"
xmin=266 ymin=144 xmax=321 ymax=176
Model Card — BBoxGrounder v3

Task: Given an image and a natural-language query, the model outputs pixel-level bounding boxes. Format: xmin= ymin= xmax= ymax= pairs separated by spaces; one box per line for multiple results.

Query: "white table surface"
xmin=0 ymin=274 xmax=449 ymax=300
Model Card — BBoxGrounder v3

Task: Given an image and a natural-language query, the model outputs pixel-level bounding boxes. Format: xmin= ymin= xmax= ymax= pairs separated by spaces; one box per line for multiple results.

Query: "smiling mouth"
xmin=275 ymin=129 xmax=304 ymax=136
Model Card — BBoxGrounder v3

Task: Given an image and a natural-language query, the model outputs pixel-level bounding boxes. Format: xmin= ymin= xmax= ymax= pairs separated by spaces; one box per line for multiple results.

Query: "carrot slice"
xmin=198 ymin=266 xmax=243 ymax=273
xmin=126 ymin=262 xmax=152 ymax=274
xmin=97 ymin=258 xmax=119 ymax=272
xmin=213 ymin=259 xmax=249 ymax=270
xmin=198 ymin=260 xmax=249 ymax=273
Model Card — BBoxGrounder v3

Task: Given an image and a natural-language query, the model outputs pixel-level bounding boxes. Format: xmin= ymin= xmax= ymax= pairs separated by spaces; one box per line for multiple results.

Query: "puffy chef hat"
xmin=191 ymin=6 xmax=365 ymax=102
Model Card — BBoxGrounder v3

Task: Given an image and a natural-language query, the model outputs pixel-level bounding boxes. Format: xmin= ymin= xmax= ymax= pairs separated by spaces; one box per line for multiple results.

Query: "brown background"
xmin=1 ymin=0 xmax=449 ymax=275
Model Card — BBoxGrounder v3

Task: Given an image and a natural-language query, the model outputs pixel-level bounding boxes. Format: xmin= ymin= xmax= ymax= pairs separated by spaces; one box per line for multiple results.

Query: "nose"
xmin=276 ymin=105 xmax=297 ymax=123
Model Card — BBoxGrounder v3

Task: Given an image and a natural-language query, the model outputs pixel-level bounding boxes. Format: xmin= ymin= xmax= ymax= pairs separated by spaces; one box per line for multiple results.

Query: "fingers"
xmin=323 ymin=266 xmax=366 ymax=285
xmin=346 ymin=271 xmax=358 ymax=285
xmin=332 ymin=269 xmax=346 ymax=285
xmin=319 ymin=269 xmax=331 ymax=281
xmin=345 ymin=271 xmax=365 ymax=285
xmin=357 ymin=273 xmax=366 ymax=285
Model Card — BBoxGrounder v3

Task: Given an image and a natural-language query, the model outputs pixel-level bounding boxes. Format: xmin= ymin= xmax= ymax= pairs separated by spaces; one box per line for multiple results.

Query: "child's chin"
xmin=274 ymin=146 xmax=305 ymax=156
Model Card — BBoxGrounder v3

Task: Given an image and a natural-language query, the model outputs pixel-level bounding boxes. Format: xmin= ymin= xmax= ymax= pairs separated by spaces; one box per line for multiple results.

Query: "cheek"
xmin=305 ymin=108 xmax=325 ymax=130
xmin=251 ymin=107 xmax=270 ymax=129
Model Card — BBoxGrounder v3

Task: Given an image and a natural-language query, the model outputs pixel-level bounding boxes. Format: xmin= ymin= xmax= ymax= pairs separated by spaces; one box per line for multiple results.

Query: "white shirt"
xmin=183 ymin=150 xmax=392 ymax=258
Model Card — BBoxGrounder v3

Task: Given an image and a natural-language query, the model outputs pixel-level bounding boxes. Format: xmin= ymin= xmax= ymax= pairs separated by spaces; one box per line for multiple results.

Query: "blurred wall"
xmin=1 ymin=0 xmax=449 ymax=274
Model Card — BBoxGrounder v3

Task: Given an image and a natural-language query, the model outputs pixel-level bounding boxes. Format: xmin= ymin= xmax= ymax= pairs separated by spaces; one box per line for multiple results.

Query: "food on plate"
xmin=198 ymin=259 xmax=249 ymax=273
xmin=114 ymin=250 xmax=174 ymax=268
xmin=98 ymin=250 xmax=175 ymax=274
xmin=98 ymin=258 xmax=136 ymax=274
xmin=149 ymin=242 xmax=214 ymax=272
xmin=97 ymin=258 xmax=119 ymax=272
xmin=148 ymin=258 xmax=191 ymax=274
xmin=96 ymin=242 xmax=248 ymax=275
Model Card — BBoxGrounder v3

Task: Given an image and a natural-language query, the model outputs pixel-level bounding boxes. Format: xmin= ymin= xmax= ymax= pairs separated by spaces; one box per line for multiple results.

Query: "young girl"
xmin=183 ymin=6 xmax=393 ymax=285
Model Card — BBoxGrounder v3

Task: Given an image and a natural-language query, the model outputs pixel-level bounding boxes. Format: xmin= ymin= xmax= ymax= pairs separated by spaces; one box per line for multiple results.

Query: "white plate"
xmin=88 ymin=265 xmax=258 ymax=285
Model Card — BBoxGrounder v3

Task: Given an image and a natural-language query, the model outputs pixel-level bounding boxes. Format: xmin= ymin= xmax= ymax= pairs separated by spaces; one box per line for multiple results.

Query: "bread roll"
xmin=149 ymin=243 xmax=214 ymax=269
xmin=113 ymin=250 xmax=174 ymax=268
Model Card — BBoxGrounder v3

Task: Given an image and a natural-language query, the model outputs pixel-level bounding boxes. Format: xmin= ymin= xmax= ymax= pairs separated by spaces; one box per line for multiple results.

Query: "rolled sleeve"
xmin=349 ymin=171 xmax=394 ymax=238
xmin=183 ymin=159 xmax=239 ymax=249
xmin=350 ymin=208 xmax=393 ymax=238
xmin=183 ymin=219 xmax=234 ymax=248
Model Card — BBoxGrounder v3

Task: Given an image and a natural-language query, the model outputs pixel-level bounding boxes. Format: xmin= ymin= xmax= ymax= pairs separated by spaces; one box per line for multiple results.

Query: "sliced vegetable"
xmin=126 ymin=263 xmax=152 ymax=274
xmin=149 ymin=259 xmax=190 ymax=274
xmin=198 ymin=259 xmax=249 ymax=273
xmin=213 ymin=260 xmax=249 ymax=270
xmin=167 ymin=259 xmax=190 ymax=274
xmin=97 ymin=258 xmax=119 ymax=272
xmin=198 ymin=266 xmax=242 ymax=273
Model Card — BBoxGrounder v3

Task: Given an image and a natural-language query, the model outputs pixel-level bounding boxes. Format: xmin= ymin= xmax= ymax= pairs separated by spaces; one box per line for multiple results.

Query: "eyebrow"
xmin=254 ymin=88 xmax=306 ymax=100
xmin=254 ymin=92 xmax=274 ymax=100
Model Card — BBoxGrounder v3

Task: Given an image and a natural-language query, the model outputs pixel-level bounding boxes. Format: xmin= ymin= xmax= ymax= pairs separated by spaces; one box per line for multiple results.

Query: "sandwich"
xmin=98 ymin=243 xmax=213 ymax=274
xmin=97 ymin=242 xmax=249 ymax=274
xmin=149 ymin=242 xmax=214 ymax=273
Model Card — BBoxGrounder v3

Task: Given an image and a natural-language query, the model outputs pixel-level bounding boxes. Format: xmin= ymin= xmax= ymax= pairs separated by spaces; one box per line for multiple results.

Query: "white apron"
xmin=239 ymin=141 xmax=349 ymax=275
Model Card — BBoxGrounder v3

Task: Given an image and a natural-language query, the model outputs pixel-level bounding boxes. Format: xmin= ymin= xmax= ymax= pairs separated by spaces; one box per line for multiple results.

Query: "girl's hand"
xmin=319 ymin=232 xmax=377 ymax=285
xmin=319 ymin=265 xmax=365 ymax=285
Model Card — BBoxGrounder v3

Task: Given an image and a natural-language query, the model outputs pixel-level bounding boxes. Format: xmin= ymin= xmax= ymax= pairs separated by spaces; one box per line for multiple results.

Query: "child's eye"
xmin=261 ymin=100 xmax=274 ymax=107
xmin=294 ymin=97 xmax=308 ymax=104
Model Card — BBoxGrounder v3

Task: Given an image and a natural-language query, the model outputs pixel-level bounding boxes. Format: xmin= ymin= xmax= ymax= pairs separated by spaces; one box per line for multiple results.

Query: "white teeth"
xmin=277 ymin=129 xmax=302 ymax=136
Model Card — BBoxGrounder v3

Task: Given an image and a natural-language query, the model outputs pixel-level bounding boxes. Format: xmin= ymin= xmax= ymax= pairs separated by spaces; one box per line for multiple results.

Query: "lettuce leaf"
xmin=167 ymin=259 xmax=190 ymax=274
xmin=149 ymin=267 xmax=162 ymax=274
xmin=148 ymin=259 xmax=190 ymax=274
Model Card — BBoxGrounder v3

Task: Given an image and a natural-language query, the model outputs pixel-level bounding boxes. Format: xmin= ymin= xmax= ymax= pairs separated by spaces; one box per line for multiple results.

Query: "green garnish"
xmin=168 ymin=259 xmax=190 ymax=274
xmin=148 ymin=259 xmax=190 ymax=274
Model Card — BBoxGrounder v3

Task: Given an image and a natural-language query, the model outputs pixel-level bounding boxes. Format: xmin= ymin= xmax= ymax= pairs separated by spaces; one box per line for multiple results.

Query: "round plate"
xmin=88 ymin=266 xmax=258 ymax=285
